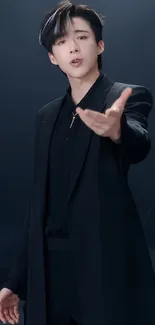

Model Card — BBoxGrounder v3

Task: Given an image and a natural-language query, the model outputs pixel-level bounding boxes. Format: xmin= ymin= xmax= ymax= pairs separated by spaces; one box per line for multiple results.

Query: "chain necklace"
xmin=69 ymin=111 xmax=78 ymax=128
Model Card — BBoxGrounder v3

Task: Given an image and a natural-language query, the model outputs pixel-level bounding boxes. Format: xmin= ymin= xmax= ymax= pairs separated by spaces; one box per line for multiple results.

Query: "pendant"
xmin=69 ymin=112 xmax=78 ymax=128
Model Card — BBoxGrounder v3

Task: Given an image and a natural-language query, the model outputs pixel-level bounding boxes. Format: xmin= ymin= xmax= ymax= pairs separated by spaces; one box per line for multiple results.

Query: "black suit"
xmin=4 ymin=74 xmax=155 ymax=325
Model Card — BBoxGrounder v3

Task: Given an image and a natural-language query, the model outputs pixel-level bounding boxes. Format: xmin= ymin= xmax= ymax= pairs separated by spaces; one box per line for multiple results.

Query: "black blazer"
xmin=3 ymin=74 xmax=155 ymax=325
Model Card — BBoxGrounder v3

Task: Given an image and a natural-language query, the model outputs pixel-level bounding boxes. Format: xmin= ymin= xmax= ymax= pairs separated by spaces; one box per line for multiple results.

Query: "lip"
xmin=70 ymin=58 xmax=83 ymax=67
xmin=70 ymin=57 xmax=83 ymax=63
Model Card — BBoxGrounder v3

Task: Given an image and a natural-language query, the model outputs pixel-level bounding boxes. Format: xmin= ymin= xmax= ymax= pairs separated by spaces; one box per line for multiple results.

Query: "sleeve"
xmin=2 ymin=198 xmax=31 ymax=301
xmin=1 ymin=111 xmax=42 ymax=301
xmin=118 ymin=86 xmax=153 ymax=164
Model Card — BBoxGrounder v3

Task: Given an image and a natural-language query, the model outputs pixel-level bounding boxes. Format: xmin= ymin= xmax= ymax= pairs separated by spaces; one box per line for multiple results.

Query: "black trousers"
xmin=45 ymin=241 xmax=79 ymax=325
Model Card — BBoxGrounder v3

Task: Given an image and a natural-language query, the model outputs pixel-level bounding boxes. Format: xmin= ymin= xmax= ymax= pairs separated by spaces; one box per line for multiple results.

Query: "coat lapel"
xmin=68 ymin=75 xmax=115 ymax=202
xmin=35 ymin=96 xmax=65 ymax=223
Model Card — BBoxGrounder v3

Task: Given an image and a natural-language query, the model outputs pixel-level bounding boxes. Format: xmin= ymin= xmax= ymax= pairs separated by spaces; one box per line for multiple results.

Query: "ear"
xmin=98 ymin=40 xmax=104 ymax=55
xmin=48 ymin=52 xmax=58 ymax=65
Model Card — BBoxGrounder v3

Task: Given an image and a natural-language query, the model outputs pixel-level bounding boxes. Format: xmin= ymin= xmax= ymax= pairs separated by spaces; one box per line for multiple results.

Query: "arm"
xmin=118 ymin=86 xmax=153 ymax=164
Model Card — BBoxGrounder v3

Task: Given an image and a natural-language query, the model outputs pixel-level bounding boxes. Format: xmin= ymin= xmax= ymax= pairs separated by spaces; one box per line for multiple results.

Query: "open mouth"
xmin=70 ymin=59 xmax=83 ymax=67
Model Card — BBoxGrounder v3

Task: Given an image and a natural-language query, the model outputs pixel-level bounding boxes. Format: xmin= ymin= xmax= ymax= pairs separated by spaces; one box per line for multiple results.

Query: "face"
xmin=48 ymin=17 xmax=104 ymax=79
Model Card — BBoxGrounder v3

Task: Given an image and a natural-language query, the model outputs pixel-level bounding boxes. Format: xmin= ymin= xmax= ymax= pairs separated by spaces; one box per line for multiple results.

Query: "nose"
xmin=70 ymin=48 xmax=79 ymax=54
xmin=69 ymin=40 xmax=79 ymax=54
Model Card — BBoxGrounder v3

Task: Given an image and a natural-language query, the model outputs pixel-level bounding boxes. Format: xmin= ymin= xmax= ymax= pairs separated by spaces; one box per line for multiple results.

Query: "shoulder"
xmin=36 ymin=96 xmax=64 ymax=121
xmin=113 ymin=81 xmax=153 ymax=106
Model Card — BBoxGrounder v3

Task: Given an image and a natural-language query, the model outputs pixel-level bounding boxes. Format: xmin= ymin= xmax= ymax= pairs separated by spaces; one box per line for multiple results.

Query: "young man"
xmin=0 ymin=1 xmax=155 ymax=325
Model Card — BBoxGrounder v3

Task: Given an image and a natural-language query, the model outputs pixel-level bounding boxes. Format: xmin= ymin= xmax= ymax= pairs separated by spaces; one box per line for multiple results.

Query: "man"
xmin=0 ymin=1 xmax=155 ymax=325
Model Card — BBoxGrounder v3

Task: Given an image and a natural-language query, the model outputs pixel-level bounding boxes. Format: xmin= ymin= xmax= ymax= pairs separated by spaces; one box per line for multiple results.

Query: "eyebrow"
xmin=56 ymin=29 xmax=90 ymax=40
xmin=74 ymin=29 xmax=90 ymax=33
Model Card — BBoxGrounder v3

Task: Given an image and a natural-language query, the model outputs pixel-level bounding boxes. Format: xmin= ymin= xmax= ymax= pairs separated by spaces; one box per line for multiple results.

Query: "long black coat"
xmin=5 ymin=75 xmax=155 ymax=325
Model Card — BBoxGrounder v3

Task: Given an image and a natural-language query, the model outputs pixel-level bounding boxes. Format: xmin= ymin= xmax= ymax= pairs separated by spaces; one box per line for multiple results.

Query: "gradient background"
xmin=0 ymin=0 xmax=155 ymax=323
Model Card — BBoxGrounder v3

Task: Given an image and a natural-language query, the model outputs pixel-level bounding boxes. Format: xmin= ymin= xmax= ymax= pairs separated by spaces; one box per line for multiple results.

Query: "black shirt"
xmin=45 ymin=73 xmax=104 ymax=238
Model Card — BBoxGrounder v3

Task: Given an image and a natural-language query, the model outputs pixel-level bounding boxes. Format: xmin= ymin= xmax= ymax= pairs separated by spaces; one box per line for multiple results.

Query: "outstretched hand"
xmin=76 ymin=87 xmax=132 ymax=141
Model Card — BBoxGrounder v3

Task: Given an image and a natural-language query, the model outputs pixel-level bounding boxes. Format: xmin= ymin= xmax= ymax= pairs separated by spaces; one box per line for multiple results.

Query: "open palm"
xmin=0 ymin=288 xmax=19 ymax=324
xmin=76 ymin=87 xmax=132 ymax=141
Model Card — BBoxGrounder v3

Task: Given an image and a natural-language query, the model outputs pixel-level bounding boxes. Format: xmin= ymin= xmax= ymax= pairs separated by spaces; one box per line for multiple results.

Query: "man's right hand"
xmin=0 ymin=288 xmax=19 ymax=324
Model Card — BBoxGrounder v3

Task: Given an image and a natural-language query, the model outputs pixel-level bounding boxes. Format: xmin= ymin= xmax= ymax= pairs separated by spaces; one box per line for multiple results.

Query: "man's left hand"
xmin=76 ymin=87 xmax=132 ymax=142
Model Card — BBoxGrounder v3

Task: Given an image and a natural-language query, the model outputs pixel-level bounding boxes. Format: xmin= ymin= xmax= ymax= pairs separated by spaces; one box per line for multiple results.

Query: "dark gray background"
xmin=0 ymin=0 xmax=155 ymax=309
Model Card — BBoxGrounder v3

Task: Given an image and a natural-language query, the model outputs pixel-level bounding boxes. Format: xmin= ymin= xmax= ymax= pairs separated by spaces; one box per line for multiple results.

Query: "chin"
xmin=66 ymin=66 xmax=93 ymax=79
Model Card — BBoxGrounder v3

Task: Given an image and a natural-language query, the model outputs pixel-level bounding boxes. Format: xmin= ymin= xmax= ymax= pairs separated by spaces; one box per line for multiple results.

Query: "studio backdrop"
xmin=0 ymin=0 xmax=155 ymax=288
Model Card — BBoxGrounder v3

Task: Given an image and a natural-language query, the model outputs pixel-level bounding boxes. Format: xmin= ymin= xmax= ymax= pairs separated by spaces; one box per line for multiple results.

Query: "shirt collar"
xmin=66 ymin=72 xmax=104 ymax=109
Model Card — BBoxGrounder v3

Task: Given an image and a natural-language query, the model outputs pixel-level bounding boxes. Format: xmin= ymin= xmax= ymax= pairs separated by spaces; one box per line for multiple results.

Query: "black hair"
xmin=39 ymin=0 xmax=105 ymax=71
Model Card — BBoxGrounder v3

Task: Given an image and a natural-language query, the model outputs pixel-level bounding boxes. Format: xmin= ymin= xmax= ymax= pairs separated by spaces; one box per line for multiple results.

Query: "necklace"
xmin=69 ymin=111 xmax=78 ymax=128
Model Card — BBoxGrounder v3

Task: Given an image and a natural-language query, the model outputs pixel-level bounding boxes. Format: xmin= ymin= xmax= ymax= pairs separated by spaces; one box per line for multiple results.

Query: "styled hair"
xmin=39 ymin=0 xmax=105 ymax=71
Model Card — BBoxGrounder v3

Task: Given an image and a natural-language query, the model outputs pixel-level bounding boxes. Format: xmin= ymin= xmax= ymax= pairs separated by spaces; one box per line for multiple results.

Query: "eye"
xmin=57 ymin=39 xmax=66 ymax=45
xmin=78 ymin=36 xmax=88 ymax=40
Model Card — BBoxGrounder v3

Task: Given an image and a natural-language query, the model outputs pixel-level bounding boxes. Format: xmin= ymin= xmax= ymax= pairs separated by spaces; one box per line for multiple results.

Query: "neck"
xmin=67 ymin=66 xmax=101 ymax=105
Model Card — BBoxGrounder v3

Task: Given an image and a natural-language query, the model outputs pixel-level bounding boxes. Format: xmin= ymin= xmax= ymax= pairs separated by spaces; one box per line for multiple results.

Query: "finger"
xmin=3 ymin=307 xmax=15 ymax=324
xmin=0 ymin=311 xmax=7 ymax=324
xmin=76 ymin=108 xmax=96 ymax=129
xmin=111 ymin=87 xmax=132 ymax=112
xmin=120 ymin=87 xmax=133 ymax=102
xmin=9 ymin=306 xmax=19 ymax=324
xmin=76 ymin=112 xmax=101 ymax=130
xmin=0 ymin=305 xmax=7 ymax=324
xmin=76 ymin=107 xmax=106 ymax=122
xmin=13 ymin=305 xmax=20 ymax=323
xmin=76 ymin=107 xmax=107 ymax=128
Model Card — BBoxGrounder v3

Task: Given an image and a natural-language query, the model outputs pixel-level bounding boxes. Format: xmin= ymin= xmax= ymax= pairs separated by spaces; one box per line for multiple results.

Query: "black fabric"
xmin=44 ymin=73 xmax=106 ymax=324
xmin=45 ymin=72 xmax=104 ymax=236
xmin=3 ymin=74 xmax=155 ymax=325
xmin=44 ymin=85 xmax=78 ymax=236
xmin=45 ymin=248 xmax=79 ymax=325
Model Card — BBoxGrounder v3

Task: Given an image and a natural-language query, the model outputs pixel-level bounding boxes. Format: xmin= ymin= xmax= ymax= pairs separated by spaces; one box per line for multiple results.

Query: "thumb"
xmin=111 ymin=87 xmax=132 ymax=111
xmin=0 ymin=288 xmax=12 ymax=300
